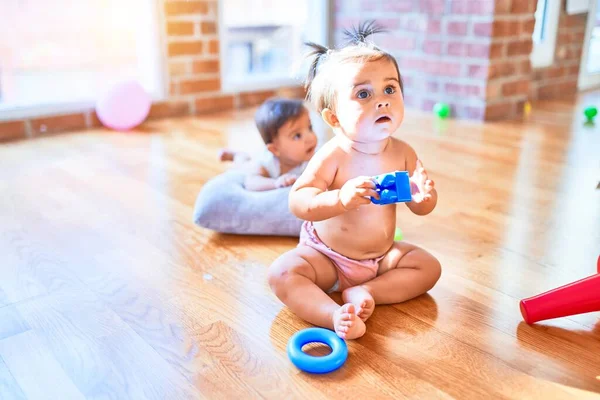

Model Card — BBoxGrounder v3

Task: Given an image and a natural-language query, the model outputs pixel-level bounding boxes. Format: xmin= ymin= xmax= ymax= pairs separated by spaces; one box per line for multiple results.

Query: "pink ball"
xmin=96 ymin=80 xmax=152 ymax=131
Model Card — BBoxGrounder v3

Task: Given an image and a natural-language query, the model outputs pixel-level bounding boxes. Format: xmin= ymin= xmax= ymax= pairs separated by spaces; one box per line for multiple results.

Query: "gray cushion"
xmin=193 ymin=170 xmax=304 ymax=236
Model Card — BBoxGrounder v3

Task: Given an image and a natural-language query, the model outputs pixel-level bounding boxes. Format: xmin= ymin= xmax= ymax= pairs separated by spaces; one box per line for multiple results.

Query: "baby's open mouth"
xmin=376 ymin=116 xmax=391 ymax=123
xmin=306 ymin=145 xmax=316 ymax=154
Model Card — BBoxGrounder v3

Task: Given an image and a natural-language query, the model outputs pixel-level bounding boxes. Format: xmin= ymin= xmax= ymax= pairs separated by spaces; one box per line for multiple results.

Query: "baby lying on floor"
xmin=219 ymin=97 xmax=318 ymax=191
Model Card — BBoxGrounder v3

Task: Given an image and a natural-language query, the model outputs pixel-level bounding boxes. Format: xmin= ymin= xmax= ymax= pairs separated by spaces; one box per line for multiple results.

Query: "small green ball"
xmin=394 ymin=227 xmax=403 ymax=241
xmin=584 ymin=106 xmax=597 ymax=121
xmin=434 ymin=102 xmax=450 ymax=119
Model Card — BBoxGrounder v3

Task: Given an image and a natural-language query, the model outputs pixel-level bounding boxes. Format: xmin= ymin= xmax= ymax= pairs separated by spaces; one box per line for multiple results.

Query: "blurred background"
xmin=0 ymin=0 xmax=598 ymax=134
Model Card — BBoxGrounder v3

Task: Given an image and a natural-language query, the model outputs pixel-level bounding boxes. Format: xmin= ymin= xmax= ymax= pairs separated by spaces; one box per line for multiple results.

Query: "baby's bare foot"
xmin=342 ymin=286 xmax=375 ymax=322
xmin=332 ymin=303 xmax=366 ymax=339
xmin=218 ymin=148 xmax=235 ymax=162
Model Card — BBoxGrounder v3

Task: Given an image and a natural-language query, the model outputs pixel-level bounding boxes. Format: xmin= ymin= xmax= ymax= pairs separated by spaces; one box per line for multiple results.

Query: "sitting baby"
xmin=267 ymin=22 xmax=441 ymax=339
xmin=219 ymin=98 xmax=318 ymax=191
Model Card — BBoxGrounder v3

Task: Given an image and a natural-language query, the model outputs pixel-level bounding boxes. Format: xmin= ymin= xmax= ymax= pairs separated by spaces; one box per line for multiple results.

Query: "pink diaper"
xmin=299 ymin=221 xmax=384 ymax=292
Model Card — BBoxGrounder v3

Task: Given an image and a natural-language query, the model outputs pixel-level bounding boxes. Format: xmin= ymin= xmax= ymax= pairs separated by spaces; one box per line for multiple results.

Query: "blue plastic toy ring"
xmin=287 ymin=327 xmax=348 ymax=374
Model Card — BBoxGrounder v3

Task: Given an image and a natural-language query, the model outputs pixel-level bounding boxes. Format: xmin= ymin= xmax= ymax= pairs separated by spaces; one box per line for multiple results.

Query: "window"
xmin=532 ymin=0 xmax=549 ymax=43
xmin=579 ymin=0 xmax=600 ymax=89
xmin=531 ymin=0 xmax=561 ymax=67
xmin=0 ymin=0 xmax=164 ymax=120
xmin=219 ymin=0 xmax=330 ymax=93
xmin=585 ymin=4 xmax=600 ymax=73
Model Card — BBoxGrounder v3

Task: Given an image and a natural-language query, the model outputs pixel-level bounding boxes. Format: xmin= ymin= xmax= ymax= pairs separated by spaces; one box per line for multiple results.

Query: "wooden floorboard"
xmin=0 ymin=90 xmax=599 ymax=399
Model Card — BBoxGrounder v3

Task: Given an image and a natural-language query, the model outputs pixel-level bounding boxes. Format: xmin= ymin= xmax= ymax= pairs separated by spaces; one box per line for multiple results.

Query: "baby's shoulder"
xmin=389 ymin=138 xmax=417 ymax=157
xmin=311 ymin=137 xmax=346 ymax=163
xmin=388 ymin=137 xmax=413 ymax=152
xmin=301 ymin=138 xmax=344 ymax=178
xmin=387 ymin=138 xmax=418 ymax=170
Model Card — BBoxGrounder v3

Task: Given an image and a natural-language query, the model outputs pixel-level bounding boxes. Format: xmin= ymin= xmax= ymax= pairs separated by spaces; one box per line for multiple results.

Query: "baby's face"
xmin=333 ymin=59 xmax=404 ymax=143
xmin=271 ymin=111 xmax=317 ymax=165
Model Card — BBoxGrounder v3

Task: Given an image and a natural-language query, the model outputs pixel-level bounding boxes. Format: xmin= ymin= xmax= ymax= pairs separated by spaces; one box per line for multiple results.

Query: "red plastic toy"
xmin=519 ymin=255 xmax=600 ymax=324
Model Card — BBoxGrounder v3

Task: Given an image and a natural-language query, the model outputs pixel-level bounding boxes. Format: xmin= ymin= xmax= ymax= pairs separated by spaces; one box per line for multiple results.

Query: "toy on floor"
xmin=371 ymin=171 xmax=412 ymax=205
xmin=287 ymin=327 xmax=348 ymax=374
xmin=584 ymin=106 xmax=597 ymax=123
xmin=519 ymin=255 xmax=600 ymax=324
xmin=394 ymin=227 xmax=404 ymax=241
xmin=96 ymin=80 xmax=151 ymax=131
xmin=433 ymin=102 xmax=450 ymax=119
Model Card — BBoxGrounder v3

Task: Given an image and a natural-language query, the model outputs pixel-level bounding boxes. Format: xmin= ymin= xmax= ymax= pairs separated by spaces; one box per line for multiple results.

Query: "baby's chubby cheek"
xmin=337 ymin=106 xmax=366 ymax=134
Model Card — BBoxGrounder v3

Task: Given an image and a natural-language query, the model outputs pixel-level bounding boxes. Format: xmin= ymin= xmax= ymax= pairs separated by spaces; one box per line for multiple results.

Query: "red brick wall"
xmin=333 ymin=0 xmax=496 ymax=120
xmin=484 ymin=0 xmax=537 ymax=120
xmin=332 ymin=0 xmax=592 ymax=121
xmin=530 ymin=0 xmax=588 ymax=100
xmin=164 ymin=0 xmax=229 ymax=114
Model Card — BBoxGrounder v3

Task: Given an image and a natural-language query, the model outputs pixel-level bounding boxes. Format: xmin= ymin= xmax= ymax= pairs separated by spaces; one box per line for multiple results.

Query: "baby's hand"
xmin=410 ymin=160 xmax=435 ymax=203
xmin=339 ymin=176 xmax=379 ymax=210
xmin=275 ymin=173 xmax=297 ymax=188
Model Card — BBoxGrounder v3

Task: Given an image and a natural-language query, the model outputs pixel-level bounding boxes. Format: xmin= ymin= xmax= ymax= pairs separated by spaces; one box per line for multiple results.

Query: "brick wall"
xmin=164 ymin=0 xmax=232 ymax=115
xmin=0 ymin=0 xmax=304 ymax=142
xmin=484 ymin=0 xmax=536 ymax=120
xmin=334 ymin=0 xmax=496 ymax=120
xmin=530 ymin=0 xmax=588 ymax=100
xmin=332 ymin=0 xmax=591 ymax=121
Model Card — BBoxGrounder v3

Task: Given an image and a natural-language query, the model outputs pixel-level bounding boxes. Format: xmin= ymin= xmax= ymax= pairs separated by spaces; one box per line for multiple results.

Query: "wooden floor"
xmin=1 ymin=90 xmax=599 ymax=399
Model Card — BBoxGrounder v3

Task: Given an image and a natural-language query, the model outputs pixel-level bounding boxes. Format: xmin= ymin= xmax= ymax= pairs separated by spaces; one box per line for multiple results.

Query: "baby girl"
xmin=268 ymin=22 xmax=441 ymax=339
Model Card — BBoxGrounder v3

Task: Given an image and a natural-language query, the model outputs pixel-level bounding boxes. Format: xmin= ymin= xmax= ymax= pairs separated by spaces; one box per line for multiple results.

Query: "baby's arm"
xmin=244 ymin=163 xmax=295 ymax=191
xmin=405 ymin=144 xmax=437 ymax=216
xmin=289 ymin=143 xmax=378 ymax=221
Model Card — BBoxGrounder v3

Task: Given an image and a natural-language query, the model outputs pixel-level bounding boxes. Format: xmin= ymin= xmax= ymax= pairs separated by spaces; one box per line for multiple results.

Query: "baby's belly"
xmin=313 ymin=204 xmax=397 ymax=260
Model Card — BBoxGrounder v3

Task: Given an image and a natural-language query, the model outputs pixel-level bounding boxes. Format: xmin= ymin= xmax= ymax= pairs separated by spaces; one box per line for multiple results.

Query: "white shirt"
xmin=258 ymin=150 xmax=308 ymax=179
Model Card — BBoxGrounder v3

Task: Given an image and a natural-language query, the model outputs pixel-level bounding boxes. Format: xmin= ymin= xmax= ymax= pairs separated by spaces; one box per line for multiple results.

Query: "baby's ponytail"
xmin=342 ymin=20 xmax=386 ymax=46
xmin=304 ymin=42 xmax=330 ymax=91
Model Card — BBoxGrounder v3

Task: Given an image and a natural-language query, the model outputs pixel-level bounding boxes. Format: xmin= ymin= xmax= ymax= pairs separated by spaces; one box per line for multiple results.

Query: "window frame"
xmin=218 ymin=0 xmax=331 ymax=94
xmin=578 ymin=0 xmax=600 ymax=89
xmin=530 ymin=0 xmax=562 ymax=68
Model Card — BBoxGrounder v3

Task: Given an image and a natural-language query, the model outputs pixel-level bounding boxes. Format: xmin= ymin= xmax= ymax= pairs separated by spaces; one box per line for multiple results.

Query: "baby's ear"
xmin=266 ymin=142 xmax=280 ymax=157
xmin=321 ymin=108 xmax=339 ymax=128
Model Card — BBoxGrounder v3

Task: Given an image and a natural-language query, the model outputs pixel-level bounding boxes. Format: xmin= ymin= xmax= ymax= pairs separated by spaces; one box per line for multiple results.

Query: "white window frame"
xmin=579 ymin=0 xmax=600 ymax=89
xmin=0 ymin=0 xmax=166 ymax=121
xmin=218 ymin=0 xmax=331 ymax=94
xmin=566 ymin=0 xmax=590 ymax=14
xmin=531 ymin=0 xmax=562 ymax=68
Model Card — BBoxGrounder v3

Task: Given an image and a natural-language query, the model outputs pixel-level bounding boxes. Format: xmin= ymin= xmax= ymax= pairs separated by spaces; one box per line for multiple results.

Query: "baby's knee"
xmin=266 ymin=259 xmax=286 ymax=290
xmin=424 ymin=256 xmax=442 ymax=290
xmin=267 ymin=253 xmax=313 ymax=290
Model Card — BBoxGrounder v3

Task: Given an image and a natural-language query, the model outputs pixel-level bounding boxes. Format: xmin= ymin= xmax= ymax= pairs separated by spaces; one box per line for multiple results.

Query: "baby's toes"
xmin=340 ymin=304 xmax=356 ymax=318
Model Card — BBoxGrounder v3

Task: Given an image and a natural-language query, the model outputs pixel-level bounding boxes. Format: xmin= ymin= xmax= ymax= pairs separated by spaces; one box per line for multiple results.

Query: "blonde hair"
xmin=305 ymin=21 xmax=403 ymax=113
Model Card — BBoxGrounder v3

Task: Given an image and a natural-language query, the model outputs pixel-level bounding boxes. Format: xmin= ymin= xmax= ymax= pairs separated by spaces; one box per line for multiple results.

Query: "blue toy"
xmin=371 ymin=170 xmax=412 ymax=205
xmin=287 ymin=328 xmax=348 ymax=374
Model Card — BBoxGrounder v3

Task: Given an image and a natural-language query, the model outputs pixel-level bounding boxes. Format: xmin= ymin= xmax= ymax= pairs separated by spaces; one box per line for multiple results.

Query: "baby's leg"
xmin=347 ymin=242 xmax=441 ymax=313
xmin=268 ymin=245 xmax=366 ymax=339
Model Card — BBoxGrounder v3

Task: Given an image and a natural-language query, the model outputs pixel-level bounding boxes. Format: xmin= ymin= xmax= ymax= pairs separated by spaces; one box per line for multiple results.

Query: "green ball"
xmin=584 ymin=106 xmax=597 ymax=122
xmin=433 ymin=102 xmax=450 ymax=119
xmin=394 ymin=227 xmax=403 ymax=241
